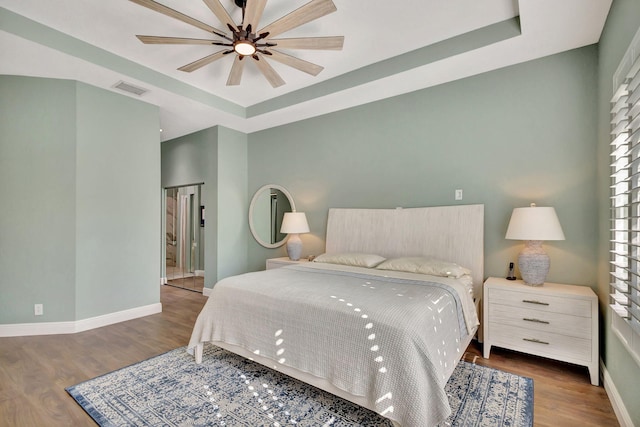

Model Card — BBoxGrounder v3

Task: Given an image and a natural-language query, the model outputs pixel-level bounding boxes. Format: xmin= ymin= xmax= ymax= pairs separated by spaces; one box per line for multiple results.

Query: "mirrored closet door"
xmin=165 ymin=184 xmax=204 ymax=293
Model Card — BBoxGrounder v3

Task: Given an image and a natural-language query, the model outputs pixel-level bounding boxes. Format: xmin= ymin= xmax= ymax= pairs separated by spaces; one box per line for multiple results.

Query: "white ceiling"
xmin=0 ymin=0 xmax=612 ymax=141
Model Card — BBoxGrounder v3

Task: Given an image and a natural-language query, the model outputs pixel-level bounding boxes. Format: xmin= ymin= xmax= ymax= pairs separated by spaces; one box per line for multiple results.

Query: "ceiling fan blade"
xmin=269 ymin=36 xmax=343 ymax=50
xmin=227 ymin=56 xmax=246 ymax=86
xmin=253 ymin=54 xmax=285 ymax=88
xmin=178 ymin=50 xmax=229 ymax=72
xmin=243 ymin=0 xmax=267 ymax=30
xmin=202 ymin=0 xmax=238 ymax=31
xmin=259 ymin=0 xmax=337 ymax=39
xmin=129 ymin=0 xmax=228 ymax=36
xmin=136 ymin=35 xmax=215 ymax=45
xmin=268 ymin=50 xmax=323 ymax=76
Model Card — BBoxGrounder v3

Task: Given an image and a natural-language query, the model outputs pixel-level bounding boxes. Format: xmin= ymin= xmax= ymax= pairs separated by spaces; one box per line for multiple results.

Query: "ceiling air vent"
xmin=112 ymin=81 xmax=148 ymax=96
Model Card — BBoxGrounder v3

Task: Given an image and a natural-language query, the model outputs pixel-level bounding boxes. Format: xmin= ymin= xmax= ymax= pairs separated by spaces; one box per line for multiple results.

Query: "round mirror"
xmin=249 ymin=184 xmax=296 ymax=248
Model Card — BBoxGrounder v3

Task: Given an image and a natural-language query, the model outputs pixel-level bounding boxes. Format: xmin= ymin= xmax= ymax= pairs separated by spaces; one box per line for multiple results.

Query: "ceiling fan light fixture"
xmin=130 ymin=0 xmax=343 ymax=87
xmin=234 ymin=41 xmax=256 ymax=56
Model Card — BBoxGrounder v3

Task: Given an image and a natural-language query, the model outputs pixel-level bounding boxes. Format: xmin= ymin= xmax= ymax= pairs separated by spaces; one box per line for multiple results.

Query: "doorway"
xmin=164 ymin=184 xmax=204 ymax=292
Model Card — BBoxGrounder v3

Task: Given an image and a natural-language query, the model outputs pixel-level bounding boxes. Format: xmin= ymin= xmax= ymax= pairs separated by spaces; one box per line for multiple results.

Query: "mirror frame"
xmin=249 ymin=184 xmax=296 ymax=248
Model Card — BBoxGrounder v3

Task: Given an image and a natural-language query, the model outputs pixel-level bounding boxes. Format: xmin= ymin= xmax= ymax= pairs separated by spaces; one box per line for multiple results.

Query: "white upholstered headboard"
xmin=325 ymin=204 xmax=484 ymax=297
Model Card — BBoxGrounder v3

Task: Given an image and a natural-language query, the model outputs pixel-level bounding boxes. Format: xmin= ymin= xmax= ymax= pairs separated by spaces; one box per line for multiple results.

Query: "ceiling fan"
xmin=130 ymin=0 xmax=344 ymax=88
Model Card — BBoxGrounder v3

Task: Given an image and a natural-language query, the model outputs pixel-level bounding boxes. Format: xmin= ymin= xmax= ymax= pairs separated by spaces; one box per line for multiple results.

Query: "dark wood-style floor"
xmin=0 ymin=285 xmax=619 ymax=426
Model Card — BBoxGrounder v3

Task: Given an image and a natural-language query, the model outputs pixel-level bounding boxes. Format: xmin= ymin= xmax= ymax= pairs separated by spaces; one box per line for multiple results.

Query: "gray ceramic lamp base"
xmin=286 ymin=234 xmax=303 ymax=261
xmin=518 ymin=240 xmax=550 ymax=286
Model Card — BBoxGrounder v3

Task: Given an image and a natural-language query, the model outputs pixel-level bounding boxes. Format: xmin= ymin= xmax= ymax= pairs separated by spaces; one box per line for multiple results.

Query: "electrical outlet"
xmin=455 ymin=189 xmax=463 ymax=200
xmin=34 ymin=304 xmax=43 ymax=316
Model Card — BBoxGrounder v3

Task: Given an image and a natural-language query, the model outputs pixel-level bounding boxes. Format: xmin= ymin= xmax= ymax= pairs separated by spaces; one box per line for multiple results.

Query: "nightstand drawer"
xmin=266 ymin=257 xmax=310 ymax=270
xmin=488 ymin=288 xmax=592 ymax=317
xmin=488 ymin=304 xmax=591 ymax=339
xmin=483 ymin=277 xmax=599 ymax=385
xmin=489 ymin=323 xmax=592 ymax=362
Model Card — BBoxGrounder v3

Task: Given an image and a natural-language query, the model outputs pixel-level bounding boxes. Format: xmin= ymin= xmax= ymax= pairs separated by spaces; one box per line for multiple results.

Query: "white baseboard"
xmin=0 ymin=320 xmax=77 ymax=336
xmin=601 ymin=358 xmax=634 ymax=427
xmin=202 ymin=287 xmax=212 ymax=297
xmin=195 ymin=270 xmax=205 ymax=277
xmin=0 ymin=303 xmax=162 ymax=337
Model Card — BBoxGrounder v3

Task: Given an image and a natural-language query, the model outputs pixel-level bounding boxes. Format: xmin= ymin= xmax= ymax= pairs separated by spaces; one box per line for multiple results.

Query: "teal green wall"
xmin=0 ymin=76 xmax=161 ymax=324
xmin=0 ymin=76 xmax=77 ymax=323
xmin=597 ymin=0 xmax=640 ymax=424
xmin=216 ymin=127 xmax=248 ymax=279
xmin=75 ymin=83 xmax=161 ymax=318
xmin=247 ymin=47 xmax=599 ymax=285
xmin=161 ymin=126 xmax=248 ymax=286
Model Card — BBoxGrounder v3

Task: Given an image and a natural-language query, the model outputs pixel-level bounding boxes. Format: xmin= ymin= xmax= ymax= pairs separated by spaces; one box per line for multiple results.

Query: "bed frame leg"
xmin=195 ymin=343 xmax=203 ymax=364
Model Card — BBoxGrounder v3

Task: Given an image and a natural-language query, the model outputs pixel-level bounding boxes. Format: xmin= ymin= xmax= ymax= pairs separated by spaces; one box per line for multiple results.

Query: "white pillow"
xmin=457 ymin=274 xmax=474 ymax=296
xmin=313 ymin=253 xmax=386 ymax=268
xmin=376 ymin=257 xmax=471 ymax=278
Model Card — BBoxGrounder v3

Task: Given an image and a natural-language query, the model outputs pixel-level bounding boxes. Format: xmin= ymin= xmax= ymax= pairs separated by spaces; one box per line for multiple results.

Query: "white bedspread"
xmin=188 ymin=263 xmax=479 ymax=427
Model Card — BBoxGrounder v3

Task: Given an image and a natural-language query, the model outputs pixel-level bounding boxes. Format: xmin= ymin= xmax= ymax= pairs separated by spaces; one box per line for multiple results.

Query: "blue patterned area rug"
xmin=66 ymin=345 xmax=533 ymax=427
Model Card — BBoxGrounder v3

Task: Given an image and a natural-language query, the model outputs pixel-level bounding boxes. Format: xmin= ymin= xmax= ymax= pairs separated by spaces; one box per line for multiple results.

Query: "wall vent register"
xmin=112 ymin=80 xmax=149 ymax=96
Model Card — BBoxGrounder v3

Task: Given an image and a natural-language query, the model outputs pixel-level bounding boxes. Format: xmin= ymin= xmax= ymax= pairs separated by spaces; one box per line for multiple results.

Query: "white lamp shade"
xmin=505 ymin=205 xmax=565 ymax=241
xmin=280 ymin=212 xmax=310 ymax=234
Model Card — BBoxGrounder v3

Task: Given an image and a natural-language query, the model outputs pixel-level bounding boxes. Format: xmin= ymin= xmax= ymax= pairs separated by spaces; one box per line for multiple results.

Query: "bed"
xmin=188 ymin=204 xmax=484 ymax=426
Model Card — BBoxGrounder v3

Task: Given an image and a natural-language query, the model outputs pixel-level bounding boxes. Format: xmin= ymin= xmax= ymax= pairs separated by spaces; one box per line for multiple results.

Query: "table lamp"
xmin=280 ymin=211 xmax=310 ymax=261
xmin=505 ymin=203 xmax=565 ymax=286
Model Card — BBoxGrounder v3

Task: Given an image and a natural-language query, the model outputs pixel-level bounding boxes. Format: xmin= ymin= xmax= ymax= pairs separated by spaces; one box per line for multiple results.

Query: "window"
xmin=610 ymin=30 xmax=640 ymax=363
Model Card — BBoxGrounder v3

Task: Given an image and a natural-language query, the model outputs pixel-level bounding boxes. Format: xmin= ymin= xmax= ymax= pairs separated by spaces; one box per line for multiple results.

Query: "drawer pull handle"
xmin=523 ymin=318 xmax=550 ymax=324
xmin=522 ymin=299 xmax=549 ymax=306
xmin=523 ymin=338 xmax=549 ymax=345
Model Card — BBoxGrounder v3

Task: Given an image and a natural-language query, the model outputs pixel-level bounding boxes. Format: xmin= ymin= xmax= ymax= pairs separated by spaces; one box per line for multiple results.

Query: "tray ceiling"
xmin=0 ymin=0 xmax=612 ymax=140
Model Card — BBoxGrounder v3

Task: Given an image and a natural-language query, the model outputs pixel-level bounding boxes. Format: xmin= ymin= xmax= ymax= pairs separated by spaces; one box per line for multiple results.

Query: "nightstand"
xmin=266 ymin=257 xmax=310 ymax=270
xmin=483 ymin=277 xmax=599 ymax=385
